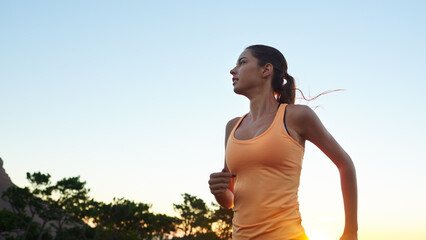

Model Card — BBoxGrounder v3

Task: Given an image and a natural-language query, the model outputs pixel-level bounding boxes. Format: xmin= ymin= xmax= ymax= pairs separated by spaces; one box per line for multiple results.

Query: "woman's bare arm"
xmin=208 ymin=117 xmax=240 ymax=209
xmin=290 ymin=105 xmax=358 ymax=239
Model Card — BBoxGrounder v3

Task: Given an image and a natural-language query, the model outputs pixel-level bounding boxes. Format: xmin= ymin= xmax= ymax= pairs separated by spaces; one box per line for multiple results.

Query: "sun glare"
xmin=307 ymin=230 xmax=331 ymax=240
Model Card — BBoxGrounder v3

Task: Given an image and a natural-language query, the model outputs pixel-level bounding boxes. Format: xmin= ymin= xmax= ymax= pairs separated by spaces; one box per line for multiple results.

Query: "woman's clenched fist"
xmin=209 ymin=169 xmax=236 ymax=196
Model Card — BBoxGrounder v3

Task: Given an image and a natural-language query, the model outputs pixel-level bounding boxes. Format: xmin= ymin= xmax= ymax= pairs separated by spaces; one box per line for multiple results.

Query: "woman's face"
xmin=230 ymin=49 xmax=263 ymax=95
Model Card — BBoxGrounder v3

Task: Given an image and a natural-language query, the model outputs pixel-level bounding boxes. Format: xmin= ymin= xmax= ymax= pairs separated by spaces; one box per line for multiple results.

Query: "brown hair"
xmin=246 ymin=44 xmax=295 ymax=104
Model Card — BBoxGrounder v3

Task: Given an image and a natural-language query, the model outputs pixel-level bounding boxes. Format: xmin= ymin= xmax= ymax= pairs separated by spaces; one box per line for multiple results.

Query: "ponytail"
xmin=247 ymin=45 xmax=342 ymax=105
xmin=278 ymin=72 xmax=296 ymax=104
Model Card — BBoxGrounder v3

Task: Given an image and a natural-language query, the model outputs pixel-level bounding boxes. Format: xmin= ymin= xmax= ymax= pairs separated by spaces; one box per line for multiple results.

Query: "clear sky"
xmin=1 ymin=1 xmax=425 ymax=239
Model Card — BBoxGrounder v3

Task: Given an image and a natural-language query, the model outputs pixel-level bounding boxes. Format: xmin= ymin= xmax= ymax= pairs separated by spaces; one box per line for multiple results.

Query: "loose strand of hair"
xmin=295 ymin=88 xmax=345 ymax=102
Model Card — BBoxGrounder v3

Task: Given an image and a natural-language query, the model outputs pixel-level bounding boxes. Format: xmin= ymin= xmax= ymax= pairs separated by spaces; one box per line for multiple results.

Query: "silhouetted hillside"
xmin=0 ymin=157 xmax=14 ymax=210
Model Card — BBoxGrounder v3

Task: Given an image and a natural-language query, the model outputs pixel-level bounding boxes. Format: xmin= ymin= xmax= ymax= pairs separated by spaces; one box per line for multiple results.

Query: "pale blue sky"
xmin=1 ymin=1 xmax=426 ymax=239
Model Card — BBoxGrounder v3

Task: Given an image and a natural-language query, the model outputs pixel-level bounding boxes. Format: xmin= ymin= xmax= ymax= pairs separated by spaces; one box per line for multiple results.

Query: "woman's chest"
xmin=234 ymin=115 xmax=278 ymax=141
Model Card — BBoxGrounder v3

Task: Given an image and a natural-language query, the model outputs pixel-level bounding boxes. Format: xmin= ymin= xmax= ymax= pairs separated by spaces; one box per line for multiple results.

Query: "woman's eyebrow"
xmin=237 ymin=57 xmax=248 ymax=64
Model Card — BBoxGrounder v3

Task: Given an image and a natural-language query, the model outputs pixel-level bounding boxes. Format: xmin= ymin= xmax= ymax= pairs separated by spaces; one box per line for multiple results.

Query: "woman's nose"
xmin=230 ymin=66 xmax=236 ymax=75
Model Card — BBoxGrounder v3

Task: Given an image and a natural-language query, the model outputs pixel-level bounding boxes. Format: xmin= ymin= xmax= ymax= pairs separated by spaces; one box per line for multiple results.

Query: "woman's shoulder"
xmin=224 ymin=117 xmax=241 ymax=143
xmin=226 ymin=117 xmax=241 ymax=132
xmin=285 ymin=104 xmax=320 ymax=131
xmin=286 ymin=103 xmax=317 ymax=119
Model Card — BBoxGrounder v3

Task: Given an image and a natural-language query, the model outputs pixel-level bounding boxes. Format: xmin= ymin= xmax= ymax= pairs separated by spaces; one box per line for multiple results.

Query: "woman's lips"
xmin=232 ymin=78 xmax=238 ymax=85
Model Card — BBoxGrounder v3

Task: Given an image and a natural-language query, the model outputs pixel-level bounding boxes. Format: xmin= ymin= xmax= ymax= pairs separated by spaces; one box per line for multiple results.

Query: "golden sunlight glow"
xmin=307 ymin=229 xmax=332 ymax=240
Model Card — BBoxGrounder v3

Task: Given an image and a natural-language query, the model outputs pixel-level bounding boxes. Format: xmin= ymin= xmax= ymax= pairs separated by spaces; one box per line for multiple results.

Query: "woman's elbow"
xmin=338 ymin=156 xmax=356 ymax=175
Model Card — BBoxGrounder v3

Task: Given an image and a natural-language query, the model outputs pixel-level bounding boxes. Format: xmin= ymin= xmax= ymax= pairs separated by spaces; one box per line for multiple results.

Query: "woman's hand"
xmin=340 ymin=232 xmax=357 ymax=240
xmin=208 ymin=168 xmax=235 ymax=196
xmin=209 ymin=169 xmax=235 ymax=209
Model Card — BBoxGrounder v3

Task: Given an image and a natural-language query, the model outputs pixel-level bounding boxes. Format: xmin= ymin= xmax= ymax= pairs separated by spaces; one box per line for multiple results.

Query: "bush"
xmin=0 ymin=209 xmax=27 ymax=231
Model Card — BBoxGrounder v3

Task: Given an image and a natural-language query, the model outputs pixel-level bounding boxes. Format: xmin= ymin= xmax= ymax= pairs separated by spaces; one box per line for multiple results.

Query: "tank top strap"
xmin=231 ymin=112 xmax=249 ymax=136
xmin=271 ymin=103 xmax=287 ymax=129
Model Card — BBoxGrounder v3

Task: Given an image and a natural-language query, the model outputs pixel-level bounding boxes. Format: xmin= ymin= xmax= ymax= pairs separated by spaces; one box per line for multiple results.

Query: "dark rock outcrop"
xmin=0 ymin=157 xmax=15 ymax=210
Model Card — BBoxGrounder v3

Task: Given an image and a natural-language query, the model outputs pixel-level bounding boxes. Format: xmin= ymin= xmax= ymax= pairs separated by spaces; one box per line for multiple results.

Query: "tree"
xmin=91 ymin=197 xmax=153 ymax=240
xmin=1 ymin=186 xmax=40 ymax=239
xmin=1 ymin=186 xmax=30 ymax=216
xmin=2 ymin=170 xmax=214 ymax=240
xmin=50 ymin=176 xmax=90 ymax=239
xmin=26 ymin=172 xmax=56 ymax=240
xmin=209 ymin=202 xmax=233 ymax=240
xmin=0 ymin=209 xmax=26 ymax=232
xmin=148 ymin=213 xmax=179 ymax=240
xmin=0 ymin=205 xmax=30 ymax=239
xmin=26 ymin=172 xmax=52 ymax=199
xmin=173 ymin=193 xmax=211 ymax=238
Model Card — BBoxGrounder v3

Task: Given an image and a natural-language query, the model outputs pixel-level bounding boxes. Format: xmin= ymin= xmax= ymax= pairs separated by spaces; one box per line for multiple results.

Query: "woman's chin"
xmin=233 ymin=87 xmax=246 ymax=96
xmin=233 ymin=87 xmax=241 ymax=94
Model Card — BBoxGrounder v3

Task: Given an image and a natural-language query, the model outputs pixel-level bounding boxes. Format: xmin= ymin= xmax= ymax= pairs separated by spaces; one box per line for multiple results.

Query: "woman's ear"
xmin=261 ymin=63 xmax=273 ymax=78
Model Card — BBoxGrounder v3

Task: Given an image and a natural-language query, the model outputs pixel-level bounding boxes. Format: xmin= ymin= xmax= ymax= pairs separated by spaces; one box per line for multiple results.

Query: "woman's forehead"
xmin=239 ymin=49 xmax=252 ymax=58
xmin=237 ymin=50 xmax=255 ymax=62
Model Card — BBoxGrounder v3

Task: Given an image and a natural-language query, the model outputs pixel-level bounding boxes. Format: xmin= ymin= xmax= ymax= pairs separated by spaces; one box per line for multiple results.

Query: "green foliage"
xmin=1 ymin=173 xmax=234 ymax=240
xmin=49 ymin=175 xmax=91 ymax=239
xmin=171 ymin=232 xmax=220 ymax=240
xmin=22 ymin=172 xmax=56 ymax=240
xmin=91 ymin=197 xmax=171 ymax=240
xmin=1 ymin=186 xmax=32 ymax=215
xmin=0 ymin=208 xmax=48 ymax=240
xmin=26 ymin=172 xmax=52 ymax=198
xmin=1 ymin=186 xmax=46 ymax=240
xmin=148 ymin=213 xmax=179 ymax=239
xmin=173 ymin=193 xmax=211 ymax=238
xmin=55 ymin=226 xmax=85 ymax=240
xmin=210 ymin=202 xmax=233 ymax=240
xmin=97 ymin=198 xmax=150 ymax=232
xmin=0 ymin=209 xmax=27 ymax=231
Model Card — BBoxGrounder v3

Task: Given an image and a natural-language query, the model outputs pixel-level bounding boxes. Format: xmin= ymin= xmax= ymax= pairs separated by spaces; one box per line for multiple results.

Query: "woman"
xmin=208 ymin=45 xmax=358 ymax=240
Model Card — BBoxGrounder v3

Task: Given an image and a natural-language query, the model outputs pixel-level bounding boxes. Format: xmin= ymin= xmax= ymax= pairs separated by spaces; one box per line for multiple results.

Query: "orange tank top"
xmin=226 ymin=104 xmax=309 ymax=240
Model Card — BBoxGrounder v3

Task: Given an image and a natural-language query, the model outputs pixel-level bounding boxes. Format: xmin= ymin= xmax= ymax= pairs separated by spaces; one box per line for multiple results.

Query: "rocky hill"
xmin=0 ymin=157 xmax=14 ymax=210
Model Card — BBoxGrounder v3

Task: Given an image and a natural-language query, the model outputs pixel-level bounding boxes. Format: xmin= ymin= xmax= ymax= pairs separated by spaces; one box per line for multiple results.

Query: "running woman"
xmin=208 ymin=45 xmax=358 ymax=240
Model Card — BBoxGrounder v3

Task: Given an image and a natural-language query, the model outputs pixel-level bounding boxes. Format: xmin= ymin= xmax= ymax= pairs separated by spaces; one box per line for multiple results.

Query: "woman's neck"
xmin=248 ymin=93 xmax=280 ymax=121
